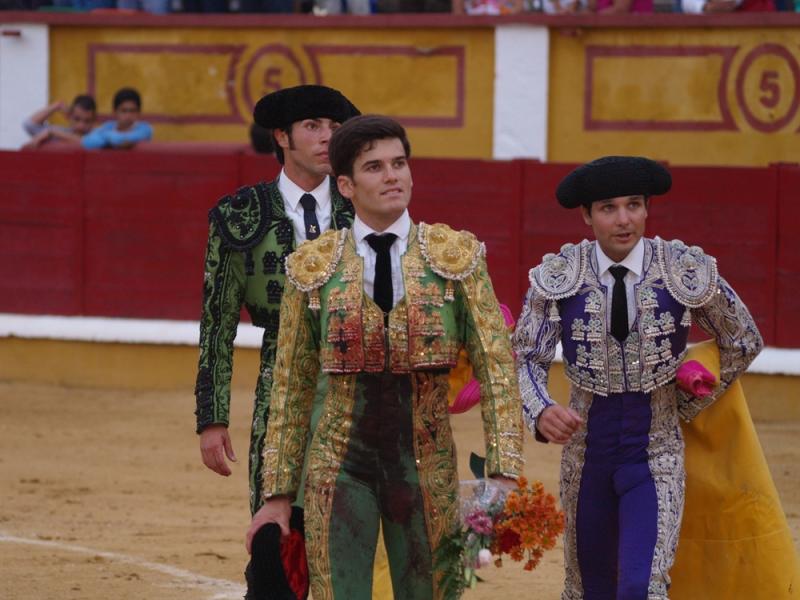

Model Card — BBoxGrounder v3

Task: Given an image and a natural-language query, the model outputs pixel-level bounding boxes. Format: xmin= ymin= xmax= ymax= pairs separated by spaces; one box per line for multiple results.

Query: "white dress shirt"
xmin=278 ymin=170 xmax=332 ymax=244
xmin=353 ymin=211 xmax=411 ymax=309
xmin=595 ymin=237 xmax=645 ymax=329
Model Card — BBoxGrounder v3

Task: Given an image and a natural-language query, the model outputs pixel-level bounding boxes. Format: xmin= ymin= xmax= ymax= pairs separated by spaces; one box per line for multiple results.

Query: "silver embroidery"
xmin=584 ymin=289 xmax=603 ymax=314
xmin=678 ymin=276 xmax=763 ymax=421
xmin=571 ymin=318 xmax=586 ymax=342
xmin=639 ymin=286 xmax=658 ymax=308
xmin=559 ymin=387 xmax=592 ymax=600
xmin=657 ymin=237 xmax=719 ymax=308
xmin=530 ymin=240 xmax=590 ymax=301
xmin=513 ymin=288 xmax=562 ymax=434
xmin=646 ymin=385 xmax=686 ymax=599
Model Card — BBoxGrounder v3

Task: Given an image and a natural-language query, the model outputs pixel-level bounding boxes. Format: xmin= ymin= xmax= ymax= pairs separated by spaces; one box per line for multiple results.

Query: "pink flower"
xmin=465 ymin=511 xmax=494 ymax=535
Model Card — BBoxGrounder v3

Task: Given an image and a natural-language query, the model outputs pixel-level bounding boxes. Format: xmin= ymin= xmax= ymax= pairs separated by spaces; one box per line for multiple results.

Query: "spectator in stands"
xmin=82 ymin=87 xmax=153 ymax=150
xmin=21 ymin=95 xmax=96 ymax=150
xmin=377 ymin=0 xmax=449 ymax=11
xmin=588 ymin=0 xmax=653 ymax=12
xmin=314 ymin=0 xmax=370 ymax=14
xmin=541 ymin=0 xmax=587 ymax=12
xmin=453 ymin=0 xmax=522 ymax=14
xmin=681 ymin=0 xmax=774 ymax=11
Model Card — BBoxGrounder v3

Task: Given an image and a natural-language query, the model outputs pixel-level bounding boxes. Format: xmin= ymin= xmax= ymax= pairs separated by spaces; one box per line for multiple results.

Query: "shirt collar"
xmin=353 ymin=210 xmax=411 ymax=244
xmin=278 ymin=169 xmax=331 ymax=212
xmin=595 ymin=237 xmax=645 ymax=278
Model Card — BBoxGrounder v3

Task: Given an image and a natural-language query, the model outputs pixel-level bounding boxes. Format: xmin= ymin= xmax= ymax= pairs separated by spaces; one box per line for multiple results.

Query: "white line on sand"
xmin=0 ymin=532 xmax=245 ymax=600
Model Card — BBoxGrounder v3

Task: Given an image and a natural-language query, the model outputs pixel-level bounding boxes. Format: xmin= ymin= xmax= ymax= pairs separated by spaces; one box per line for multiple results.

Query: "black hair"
xmin=249 ymin=122 xmax=275 ymax=155
xmin=71 ymin=94 xmax=97 ymax=114
xmin=113 ymin=87 xmax=142 ymax=111
xmin=328 ymin=115 xmax=411 ymax=178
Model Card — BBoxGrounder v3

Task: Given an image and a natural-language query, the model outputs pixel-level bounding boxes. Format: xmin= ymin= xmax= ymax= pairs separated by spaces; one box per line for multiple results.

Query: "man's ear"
xmin=337 ymin=174 xmax=354 ymax=199
xmin=580 ymin=204 xmax=592 ymax=227
xmin=273 ymin=128 xmax=290 ymax=151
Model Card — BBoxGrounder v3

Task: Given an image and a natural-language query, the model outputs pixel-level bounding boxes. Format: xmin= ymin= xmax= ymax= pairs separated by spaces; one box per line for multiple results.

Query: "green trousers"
xmin=303 ymin=371 xmax=459 ymax=600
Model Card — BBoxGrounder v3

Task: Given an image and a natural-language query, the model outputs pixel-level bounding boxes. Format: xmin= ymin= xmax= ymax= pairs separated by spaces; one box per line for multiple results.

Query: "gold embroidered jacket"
xmin=260 ymin=222 xmax=523 ymax=500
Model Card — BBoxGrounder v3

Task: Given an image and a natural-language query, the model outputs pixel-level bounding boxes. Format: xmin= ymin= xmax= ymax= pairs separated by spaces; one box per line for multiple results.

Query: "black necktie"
xmin=366 ymin=233 xmax=397 ymax=314
xmin=299 ymin=193 xmax=320 ymax=241
xmin=609 ymin=265 xmax=629 ymax=343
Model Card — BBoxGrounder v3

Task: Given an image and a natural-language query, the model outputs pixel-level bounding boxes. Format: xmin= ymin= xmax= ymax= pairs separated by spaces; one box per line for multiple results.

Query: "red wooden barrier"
xmin=776 ymin=164 xmax=800 ymax=348
xmin=81 ymin=150 xmax=240 ymax=319
xmin=0 ymin=148 xmax=794 ymax=347
xmin=0 ymin=150 xmax=85 ymax=315
xmin=658 ymin=166 xmax=778 ymax=343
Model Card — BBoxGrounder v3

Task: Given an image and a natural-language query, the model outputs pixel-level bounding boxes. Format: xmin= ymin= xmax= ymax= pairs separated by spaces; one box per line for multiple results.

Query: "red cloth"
xmin=280 ymin=529 xmax=309 ymax=600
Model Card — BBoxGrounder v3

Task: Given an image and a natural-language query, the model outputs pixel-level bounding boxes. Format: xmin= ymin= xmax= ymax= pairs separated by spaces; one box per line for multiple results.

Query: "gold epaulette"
xmin=418 ymin=222 xmax=485 ymax=281
xmin=285 ymin=228 xmax=347 ymax=294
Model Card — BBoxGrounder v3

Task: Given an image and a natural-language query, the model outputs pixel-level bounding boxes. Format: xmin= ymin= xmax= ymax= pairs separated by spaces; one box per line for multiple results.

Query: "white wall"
xmin=0 ymin=23 xmax=49 ymax=150
xmin=493 ymin=25 xmax=549 ymax=161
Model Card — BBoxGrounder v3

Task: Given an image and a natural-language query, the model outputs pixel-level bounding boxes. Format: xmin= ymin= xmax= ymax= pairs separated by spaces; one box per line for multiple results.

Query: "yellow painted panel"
xmin=549 ymin=29 xmax=800 ymax=167
xmin=49 ymin=27 xmax=493 ymax=159
xmin=312 ymin=53 xmax=460 ymax=118
xmin=92 ymin=49 xmax=238 ymax=117
xmin=592 ymin=56 xmax=726 ymax=123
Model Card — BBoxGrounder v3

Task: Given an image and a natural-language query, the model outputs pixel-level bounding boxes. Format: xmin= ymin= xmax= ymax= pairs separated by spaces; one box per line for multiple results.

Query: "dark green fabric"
xmin=195 ymin=177 xmax=353 ymax=514
xmin=325 ymin=373 xmax=434 ymax=600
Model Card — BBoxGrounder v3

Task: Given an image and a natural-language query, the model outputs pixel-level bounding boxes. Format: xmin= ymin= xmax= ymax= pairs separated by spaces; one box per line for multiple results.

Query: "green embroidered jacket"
xmin=194 ymin=178 xmax=354 ymax=433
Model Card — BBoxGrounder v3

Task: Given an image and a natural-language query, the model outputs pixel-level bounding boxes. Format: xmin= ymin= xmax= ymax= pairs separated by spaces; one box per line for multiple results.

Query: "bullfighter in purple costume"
xmin=513 ymin=156 xmax=763 ymax=599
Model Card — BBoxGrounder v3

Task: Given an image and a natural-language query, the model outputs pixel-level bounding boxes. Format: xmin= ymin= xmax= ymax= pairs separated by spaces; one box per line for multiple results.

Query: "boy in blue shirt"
xmin=82 ymin=87 xmax=153 ymax=150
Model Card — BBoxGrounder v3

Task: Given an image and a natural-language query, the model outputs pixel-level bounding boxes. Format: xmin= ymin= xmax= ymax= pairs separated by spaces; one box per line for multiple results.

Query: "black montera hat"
xmin=556 ymin=156 xmax=672 ymax=209
xmin=246 ymin=505 xmax=308 ymax=600
xmin=253 ymin=85 xmax=360 ymax=131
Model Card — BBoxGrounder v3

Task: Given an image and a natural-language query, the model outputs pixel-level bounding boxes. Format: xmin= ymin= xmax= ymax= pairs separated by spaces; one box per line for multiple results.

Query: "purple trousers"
xmin=576 ymin=391 xmax=659 ymax=600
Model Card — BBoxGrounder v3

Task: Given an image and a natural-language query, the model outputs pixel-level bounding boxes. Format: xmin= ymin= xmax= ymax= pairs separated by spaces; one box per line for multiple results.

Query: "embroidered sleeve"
xmin=679 ymin=275 xmax=763 ymax=421
xmin=260 ymin=281 xmax=321 ymax=501
xmin=460 ymin=257 xmax=523 ymax=479
xmin=512 ymin=283 xmax=562 ymax=439
xmin=195 ymin=222 xmax=246 ymax=433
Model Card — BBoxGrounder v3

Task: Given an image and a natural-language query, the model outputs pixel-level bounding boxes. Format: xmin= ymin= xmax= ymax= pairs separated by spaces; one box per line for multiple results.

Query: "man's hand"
xmin=199 ymin=424 xmax=237 ymax=476
xmin=536 ymin=405 xmax=583 ymax=444
xmin=246 ymin=496 xmax=291 ymax=554
xmin=488 ymin=474 xmax=518 ymax=492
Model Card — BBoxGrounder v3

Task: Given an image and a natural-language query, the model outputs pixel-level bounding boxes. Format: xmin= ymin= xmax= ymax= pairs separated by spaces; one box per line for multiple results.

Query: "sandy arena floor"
xmin=0 ymin=381 xmax=797 ymax=599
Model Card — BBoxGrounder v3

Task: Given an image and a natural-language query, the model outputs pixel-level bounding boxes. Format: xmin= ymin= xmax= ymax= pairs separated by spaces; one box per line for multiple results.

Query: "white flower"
xmin=478 ymin=548 xmax=493 ymax=567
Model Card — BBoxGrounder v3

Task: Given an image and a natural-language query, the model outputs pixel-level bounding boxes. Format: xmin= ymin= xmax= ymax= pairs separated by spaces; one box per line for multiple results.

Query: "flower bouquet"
xmin=435 ymin=477 xmax=564 ymax=599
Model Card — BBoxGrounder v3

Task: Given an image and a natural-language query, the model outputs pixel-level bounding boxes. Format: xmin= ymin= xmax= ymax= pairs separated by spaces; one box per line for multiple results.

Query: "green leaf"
xmin=469 ymin=452 xmax=486 ymax=479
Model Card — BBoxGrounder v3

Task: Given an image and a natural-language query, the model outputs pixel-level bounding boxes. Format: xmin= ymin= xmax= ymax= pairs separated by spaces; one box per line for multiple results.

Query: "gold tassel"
xmin=444 ymin=280 xmax=455 ymax=302
xmin=309 ymin=289 xmax=320 ymax=311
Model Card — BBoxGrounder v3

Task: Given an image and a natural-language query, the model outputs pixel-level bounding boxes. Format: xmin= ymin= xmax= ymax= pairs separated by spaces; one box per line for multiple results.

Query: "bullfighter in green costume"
xmin=194 ymin=85 xmax=359 ymax=598
xmin=246 ymin=115 xmax=523 ymax=600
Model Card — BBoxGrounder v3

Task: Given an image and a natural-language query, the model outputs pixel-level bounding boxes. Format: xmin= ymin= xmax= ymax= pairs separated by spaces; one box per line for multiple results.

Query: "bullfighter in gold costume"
xmin=246 ymin=115 xmax=523 ymax=600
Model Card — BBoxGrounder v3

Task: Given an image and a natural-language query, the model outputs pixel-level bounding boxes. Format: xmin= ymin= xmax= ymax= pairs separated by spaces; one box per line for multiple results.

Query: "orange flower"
xmin=489 ymin=478 xmax=564 ymax=571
